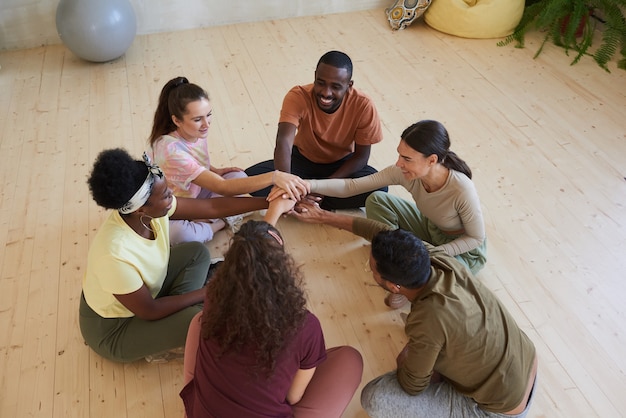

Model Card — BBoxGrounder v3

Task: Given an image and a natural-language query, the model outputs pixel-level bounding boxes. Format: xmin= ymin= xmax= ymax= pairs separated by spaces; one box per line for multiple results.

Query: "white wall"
xmin=0 ymin=0 xmax=389 ymax=51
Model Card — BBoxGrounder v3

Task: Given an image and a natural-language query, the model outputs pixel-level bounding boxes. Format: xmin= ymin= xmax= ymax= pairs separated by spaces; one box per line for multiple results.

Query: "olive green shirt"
xmin=353 ymin=217 xmax=536 ymax=413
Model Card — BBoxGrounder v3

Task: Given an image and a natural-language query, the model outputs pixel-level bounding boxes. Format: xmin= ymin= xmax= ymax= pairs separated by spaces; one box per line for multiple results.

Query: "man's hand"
xmin=291 ymin=196 xmax=355 ymax=233
xmin=291 ymin=197 xmax=328 ymax=224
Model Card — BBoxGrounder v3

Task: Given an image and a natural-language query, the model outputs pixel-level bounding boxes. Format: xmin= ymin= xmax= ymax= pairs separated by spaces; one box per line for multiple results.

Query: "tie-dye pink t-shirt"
xmin=151 ymin=133 xmax=211 ymax=198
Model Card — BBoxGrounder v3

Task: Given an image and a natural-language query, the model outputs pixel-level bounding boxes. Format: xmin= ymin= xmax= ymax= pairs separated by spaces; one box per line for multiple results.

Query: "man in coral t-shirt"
xmin=245 ymin=50 xmax=387 ymax=210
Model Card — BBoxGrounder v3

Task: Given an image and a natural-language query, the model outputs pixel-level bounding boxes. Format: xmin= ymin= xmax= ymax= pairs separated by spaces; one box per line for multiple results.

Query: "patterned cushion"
xmin=385 ymin=0 xmax=433 ymax=30
xmin=423 ymin=0 xmax=524 ymax=39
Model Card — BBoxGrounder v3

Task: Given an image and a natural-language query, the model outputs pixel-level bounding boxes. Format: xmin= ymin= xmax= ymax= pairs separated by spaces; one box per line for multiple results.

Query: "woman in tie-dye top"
xmin=149 ymin=77 xmax=309 ymax=245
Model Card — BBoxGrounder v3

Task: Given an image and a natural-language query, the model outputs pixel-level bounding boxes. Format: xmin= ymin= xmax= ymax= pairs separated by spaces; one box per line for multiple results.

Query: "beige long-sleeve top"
xmin=309 ymin=165 xmax=485 ymax=256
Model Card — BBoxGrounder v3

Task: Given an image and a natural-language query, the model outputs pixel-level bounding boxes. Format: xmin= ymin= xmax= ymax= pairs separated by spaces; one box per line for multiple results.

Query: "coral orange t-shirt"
xmin=279 ymin=84 xmax=383 ymax=163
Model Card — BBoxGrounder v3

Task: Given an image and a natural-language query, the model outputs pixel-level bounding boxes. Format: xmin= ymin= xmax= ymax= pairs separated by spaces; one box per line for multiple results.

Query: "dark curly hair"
xmin=401 ymin=120 xmax=472 ymax=179
xmin=371 ymin=229 xmax=431 ymax=289
xmin=201 ymin=220 xmax=308 ymax=377
xmin=87 ymin=148 xmax=148 ymax=209
xmin=317 ymin=50 xmax=353 ymax=79
xmin=148 ymin=76 xmax=209 ymax=146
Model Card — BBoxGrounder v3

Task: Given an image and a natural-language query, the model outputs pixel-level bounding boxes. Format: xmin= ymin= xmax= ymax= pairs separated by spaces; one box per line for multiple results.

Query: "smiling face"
xmin=172 ymin=98 xmax=213 ymax=141
xmin=395 ymin=139 xmax=437 ymax=180
xmin=141 ymin=176 xmax=174 ymax=218
xmin=312 ymin=62 xmax=353 ymax=114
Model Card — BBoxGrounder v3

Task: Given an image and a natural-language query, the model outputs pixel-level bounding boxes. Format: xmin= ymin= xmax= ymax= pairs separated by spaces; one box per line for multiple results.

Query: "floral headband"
xmin=118 ymin=152 xmax=163 ymax=214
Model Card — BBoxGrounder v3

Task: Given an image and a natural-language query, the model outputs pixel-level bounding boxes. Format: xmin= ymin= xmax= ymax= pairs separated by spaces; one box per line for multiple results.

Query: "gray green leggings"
xmin=79 ymin=241 xmax=209 ymax=362
xmin=361 ymin=371 xmax=536 ymax=418
xmin=365 ymin=191 xmax=487 ymax=274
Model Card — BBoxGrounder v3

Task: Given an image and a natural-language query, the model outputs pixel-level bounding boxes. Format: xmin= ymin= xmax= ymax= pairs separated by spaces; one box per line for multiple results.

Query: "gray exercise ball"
xmin=56 ymin=0 xmax=137 ymax=63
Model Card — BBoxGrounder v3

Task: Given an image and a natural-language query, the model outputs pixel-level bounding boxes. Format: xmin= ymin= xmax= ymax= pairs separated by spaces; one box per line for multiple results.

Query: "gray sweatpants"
xmin=361 ymin=371 xmax=536 ymax=418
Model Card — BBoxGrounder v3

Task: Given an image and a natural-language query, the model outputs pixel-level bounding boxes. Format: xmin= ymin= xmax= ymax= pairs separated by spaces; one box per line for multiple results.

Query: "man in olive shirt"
xmin=292 ymin=201 xmax=538 ymax=417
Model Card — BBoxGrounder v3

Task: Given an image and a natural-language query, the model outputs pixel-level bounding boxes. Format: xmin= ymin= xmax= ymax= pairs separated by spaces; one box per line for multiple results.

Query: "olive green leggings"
xmin=79 ymin=242 xmax=209 ymax=363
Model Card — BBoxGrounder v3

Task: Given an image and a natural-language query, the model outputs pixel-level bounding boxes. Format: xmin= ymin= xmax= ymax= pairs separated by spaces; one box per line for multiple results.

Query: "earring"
xmin=396 ymin=284 xmax=401 ymax=289
xmin=140 ymin=215 xmax=154 ymax=232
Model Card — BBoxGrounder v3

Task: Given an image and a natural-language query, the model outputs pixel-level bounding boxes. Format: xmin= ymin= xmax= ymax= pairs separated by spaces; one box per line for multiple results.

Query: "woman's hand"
xmin=272 ymin=195 xmax=297 ymax=213
xmin=263 ymin=195 xmax=297 ymax=226
xmin=271 ymin=171 xmax=310 ymax=201
xmin=267 ymin=186 xmax=289 ymax=202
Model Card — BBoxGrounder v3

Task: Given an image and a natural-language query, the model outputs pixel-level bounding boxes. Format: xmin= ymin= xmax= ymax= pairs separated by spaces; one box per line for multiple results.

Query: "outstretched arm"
xmin=194 ymin=168 xmax=308 ymax=201
xmin=292 ymin=200 xmax=356 ymax=232
xmin=171 ymin=196 xmax=268 ymax=220
xmin=287 ymin=368 xmax=317 ymax=405
xmin=115 ymin=284 xmax=204 ymax=321
xmin=292 ymin=198 xmax=391 ymax=241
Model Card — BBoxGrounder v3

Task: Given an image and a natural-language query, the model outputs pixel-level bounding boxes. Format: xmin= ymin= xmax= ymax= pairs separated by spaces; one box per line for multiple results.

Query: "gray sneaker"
xmin=223 ymin=211 xmax=255 ymax=233
xmin=224 ymin=214 xmax=244 ymax=233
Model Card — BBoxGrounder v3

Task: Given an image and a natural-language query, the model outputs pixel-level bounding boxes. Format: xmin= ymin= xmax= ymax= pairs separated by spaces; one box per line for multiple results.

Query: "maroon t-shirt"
xmin=180 ymin=311 xmax=327 ymax=418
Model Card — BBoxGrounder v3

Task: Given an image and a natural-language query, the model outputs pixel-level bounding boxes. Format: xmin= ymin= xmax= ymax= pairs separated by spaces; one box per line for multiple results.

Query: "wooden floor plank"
xmin=0 ymin=46 xmax=48 ymax=418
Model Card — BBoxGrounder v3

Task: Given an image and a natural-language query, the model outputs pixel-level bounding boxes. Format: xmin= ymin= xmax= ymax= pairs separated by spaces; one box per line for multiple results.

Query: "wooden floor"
xmin=1 ymin=8 xmax=625 ymax=418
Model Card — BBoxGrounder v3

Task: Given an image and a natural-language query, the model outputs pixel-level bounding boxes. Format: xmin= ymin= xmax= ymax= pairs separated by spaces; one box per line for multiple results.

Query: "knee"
xmin=245 ymin=160 xmax=274 ymax=177
xmin=365 ymin=190 xmax=388 ymax=210
xmin=328 ymin=346 xmax=364 ymax=379
xmin=185 ymin=241 xmax=211 ymax=261
xmin=335 ymin=346 xmax=363 ymax=368
xmin=360 ymin=378 xmax=383 ymax=416
xmin=172 ymin=241 xmax=211 ymax=266
xmin=170 ymin=221 xmax=214 ymax=245
xmin=360 ymin=372 xmax=398 ymax=416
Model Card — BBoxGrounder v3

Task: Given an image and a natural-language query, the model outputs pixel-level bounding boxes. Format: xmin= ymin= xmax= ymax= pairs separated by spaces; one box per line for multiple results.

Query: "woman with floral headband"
xmin=79 ymin=148 xmax=292 ymax=363
xmin=180 ymin=220 xmax=363 ymax=417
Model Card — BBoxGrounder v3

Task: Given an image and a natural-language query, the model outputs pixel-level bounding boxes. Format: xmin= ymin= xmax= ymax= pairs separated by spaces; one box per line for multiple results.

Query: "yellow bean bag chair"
xmin=423 ymin=0 xmax=524 ymax=39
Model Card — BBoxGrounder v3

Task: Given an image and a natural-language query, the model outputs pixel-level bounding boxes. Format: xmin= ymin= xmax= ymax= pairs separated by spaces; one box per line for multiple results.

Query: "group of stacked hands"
xmin=79 ymin=50 xmax=537 ymax=417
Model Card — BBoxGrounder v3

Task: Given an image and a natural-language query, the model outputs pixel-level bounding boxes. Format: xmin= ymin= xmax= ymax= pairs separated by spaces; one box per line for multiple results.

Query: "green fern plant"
xmin=498 ymin=0 xmax=626 ymax=72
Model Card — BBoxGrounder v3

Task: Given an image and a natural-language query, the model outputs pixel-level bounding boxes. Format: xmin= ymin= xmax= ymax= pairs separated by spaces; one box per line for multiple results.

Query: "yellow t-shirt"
xmin=82 ymin=198 xmax=176 ymax=318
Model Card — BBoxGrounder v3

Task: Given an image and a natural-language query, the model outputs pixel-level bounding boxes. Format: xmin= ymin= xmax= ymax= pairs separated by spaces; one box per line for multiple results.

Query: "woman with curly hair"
xmin=149 ymin=76 xmax=310 ymax=244
xmin=180 ymin=220 xmax=364 ymax=417
xmin=79 ymin=148 xmax=289 ymax=363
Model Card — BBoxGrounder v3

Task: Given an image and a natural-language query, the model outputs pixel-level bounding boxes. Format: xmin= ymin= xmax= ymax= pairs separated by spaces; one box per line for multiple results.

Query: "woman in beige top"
xmin=307 ymin=120 xmax=487 ymax=308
